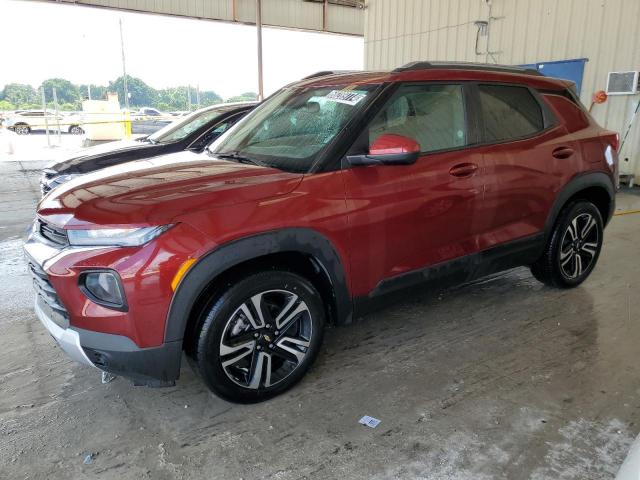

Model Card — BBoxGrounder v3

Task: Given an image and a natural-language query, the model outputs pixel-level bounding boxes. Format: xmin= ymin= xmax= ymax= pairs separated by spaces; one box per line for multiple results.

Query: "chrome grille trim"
xmin=38 ymin=219 xmax=68 ymax=247
xmin=26 ymin=257 xmax=69 ymax=329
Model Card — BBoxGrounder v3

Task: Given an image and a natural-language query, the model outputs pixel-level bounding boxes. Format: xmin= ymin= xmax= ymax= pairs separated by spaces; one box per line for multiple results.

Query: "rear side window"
xmin=478 ymin=85 xmax=544 ymax=142
xmin=367 ymin=83 xmax=467 ymax=153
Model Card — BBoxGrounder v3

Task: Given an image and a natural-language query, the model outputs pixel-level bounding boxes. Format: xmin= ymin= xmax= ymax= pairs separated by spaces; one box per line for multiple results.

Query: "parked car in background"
xmin=131 ymin=107 xmax=172 ymax=134
xmin=4 ymin=110 xmax=80 ymax=135
xmin=25 ymin=64 xmax=618 ymax=403
xmin=40 ymin=102 xmax=257 ymax=194
xmin=63 ymin=112 xmax=85 ymax=134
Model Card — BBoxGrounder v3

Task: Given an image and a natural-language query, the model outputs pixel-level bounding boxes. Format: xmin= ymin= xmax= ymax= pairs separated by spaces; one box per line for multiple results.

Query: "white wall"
xmin=364 ymin=0 xmax=640 ymax=178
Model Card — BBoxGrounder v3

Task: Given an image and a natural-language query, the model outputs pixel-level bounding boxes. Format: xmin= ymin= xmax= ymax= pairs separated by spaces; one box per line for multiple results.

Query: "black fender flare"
xmin=544 ymin=171 xmax=615 ymax=238
xmin=163 ymin=227 xmax=352 ymax=343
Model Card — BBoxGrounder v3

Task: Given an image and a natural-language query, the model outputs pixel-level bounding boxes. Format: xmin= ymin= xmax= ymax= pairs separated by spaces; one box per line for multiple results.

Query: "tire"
xmin=14 ymin=124 xmax=30 ymax=135
xmin=531 ymin=200 xmax=603 ymax=288
xmin=193 ymin=271 xmax=326 ymax=403
xmin=69 ymin=125 xmax=84 ymax=135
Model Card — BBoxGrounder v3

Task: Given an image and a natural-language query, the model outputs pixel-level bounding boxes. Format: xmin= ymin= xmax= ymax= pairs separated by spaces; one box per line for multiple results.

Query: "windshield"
xmin=209 ymin=84 xmax=379 ymax=173
xmin=148 ymin=107 xmax=229 ymax=144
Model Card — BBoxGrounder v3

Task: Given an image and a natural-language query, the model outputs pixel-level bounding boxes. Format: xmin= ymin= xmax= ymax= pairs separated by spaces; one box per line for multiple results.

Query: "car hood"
xmin=45 ymin=139 xmax=156 ymax=174
xmin=37 ymin=151 xmax=303 ymax=228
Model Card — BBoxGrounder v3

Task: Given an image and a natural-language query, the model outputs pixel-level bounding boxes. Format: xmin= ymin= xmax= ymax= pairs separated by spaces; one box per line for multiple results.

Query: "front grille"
xmin=38 ymin=220 xmax=68 ymax=247
xmin=28 ymin=259 xmax=70 ymax=329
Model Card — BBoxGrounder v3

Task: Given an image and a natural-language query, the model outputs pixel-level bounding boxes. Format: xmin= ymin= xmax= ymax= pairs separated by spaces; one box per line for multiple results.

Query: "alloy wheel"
xmin=219 ymin=289 xmax=312 ymax=390
xmin=559 ymin=213 xmax=599 ymax=279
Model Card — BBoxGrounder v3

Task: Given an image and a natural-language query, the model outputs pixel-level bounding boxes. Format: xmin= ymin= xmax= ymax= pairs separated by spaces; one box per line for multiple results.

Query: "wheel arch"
xmin=545 ymin=171 xmax=615 ymax=238
xmin=164 ymin=228 xmax=352 ymax=350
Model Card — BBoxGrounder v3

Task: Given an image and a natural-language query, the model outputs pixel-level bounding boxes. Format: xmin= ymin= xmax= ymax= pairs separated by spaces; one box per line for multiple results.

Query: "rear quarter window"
xmin=541 ymin=93 xmax=591 ymax=133
xmin=478 ymin=85 xmax=544 ymax=142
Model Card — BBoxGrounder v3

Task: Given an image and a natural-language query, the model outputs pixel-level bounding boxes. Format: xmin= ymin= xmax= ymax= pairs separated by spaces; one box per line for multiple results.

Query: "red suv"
xmin=25 ymin=63 xmax=618 ymax=403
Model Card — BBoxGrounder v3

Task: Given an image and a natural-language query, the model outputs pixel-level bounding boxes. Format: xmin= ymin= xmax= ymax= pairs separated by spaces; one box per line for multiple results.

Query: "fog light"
xmin=79 ymin=270 xmax=127 ymax=311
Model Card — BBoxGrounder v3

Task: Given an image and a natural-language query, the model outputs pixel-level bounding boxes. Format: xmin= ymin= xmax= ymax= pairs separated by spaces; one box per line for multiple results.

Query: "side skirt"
xmin=353 ymin=233 xmax=545 ymax=317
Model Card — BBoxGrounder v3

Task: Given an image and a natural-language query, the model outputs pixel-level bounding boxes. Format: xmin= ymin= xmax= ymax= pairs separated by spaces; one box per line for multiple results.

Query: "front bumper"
xmin=24 ymin=232 xmax=184 ymax=386
xmin=34 ymin=293 xmax=95 ymax=367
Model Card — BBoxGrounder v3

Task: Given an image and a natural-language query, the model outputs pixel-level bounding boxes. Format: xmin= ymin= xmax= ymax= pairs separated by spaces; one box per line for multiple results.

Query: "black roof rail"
xmin=302 ymin=70 xmax=357 ymax=79
xmin=392 ymin=61 xmax=543 ymax=77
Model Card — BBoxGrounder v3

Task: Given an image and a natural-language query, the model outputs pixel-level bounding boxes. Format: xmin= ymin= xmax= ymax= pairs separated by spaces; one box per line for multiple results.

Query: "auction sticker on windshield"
xmin=325 ymin=90 xmax=368 ymax=106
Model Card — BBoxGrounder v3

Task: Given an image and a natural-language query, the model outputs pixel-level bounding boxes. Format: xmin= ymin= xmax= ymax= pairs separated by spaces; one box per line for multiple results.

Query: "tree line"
xmin=0 ymin=75 xmax=257 ymax=112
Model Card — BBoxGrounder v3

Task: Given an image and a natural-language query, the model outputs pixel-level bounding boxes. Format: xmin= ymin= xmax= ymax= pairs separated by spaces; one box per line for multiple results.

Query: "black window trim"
xmin=470 ymin=81 xmax=559 ymax=147
xmin=310 ymin=82 xmax=391 ymax=173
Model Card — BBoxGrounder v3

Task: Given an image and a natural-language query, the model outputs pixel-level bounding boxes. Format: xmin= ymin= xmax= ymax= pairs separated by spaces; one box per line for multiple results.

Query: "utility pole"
xmin=187 ymin=85 xmax=192 ymax=111
xmin=87 ymin=84 xmax=92 ymax=100
xmin=41 ymin=87 xmax=50 ymax=148
xmin=52 ymin=87 xmax=61 ymax=144
xmin=119 ymin=18 xmax=129 ymax=110
xmin=196 ymin=84 xmax=200 ymax=109
xmin=256 ymin=0 xmax=264 ymax=101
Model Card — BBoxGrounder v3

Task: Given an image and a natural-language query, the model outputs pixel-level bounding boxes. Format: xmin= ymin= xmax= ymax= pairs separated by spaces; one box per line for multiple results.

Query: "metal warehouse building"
xmin=364 ymin=0 xmax=640 ymax=181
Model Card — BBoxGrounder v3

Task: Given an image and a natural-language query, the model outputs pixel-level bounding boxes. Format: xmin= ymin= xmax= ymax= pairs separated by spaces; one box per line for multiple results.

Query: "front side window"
xmin=478 ymin=84 xmax=544 ymax=142
xmin=366 ymin=84 xmax=467 ymax=153
xmin=210 ymin=84 xmax=379 ymax=173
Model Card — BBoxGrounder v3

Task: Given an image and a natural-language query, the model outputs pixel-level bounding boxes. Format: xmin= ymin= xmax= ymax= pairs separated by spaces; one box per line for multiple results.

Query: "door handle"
xmin=552 ymin=146 xmax=575 ymax=159
xmin=449 ymin=162 xmax=478 ymax=177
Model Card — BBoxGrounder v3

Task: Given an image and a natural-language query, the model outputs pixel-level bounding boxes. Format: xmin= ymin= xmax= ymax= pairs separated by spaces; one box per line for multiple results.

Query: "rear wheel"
xmin=193 ymin=271 xmax=325 ymax=403
xmin=531 ymin=200 xmax=603 ymax=288
xmin=14 ymin=124 xmax=30 ymax=135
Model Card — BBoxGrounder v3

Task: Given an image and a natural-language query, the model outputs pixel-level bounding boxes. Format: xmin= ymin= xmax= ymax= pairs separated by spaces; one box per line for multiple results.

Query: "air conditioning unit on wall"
xmin=606 ymin=71 xmax=639 ymax=95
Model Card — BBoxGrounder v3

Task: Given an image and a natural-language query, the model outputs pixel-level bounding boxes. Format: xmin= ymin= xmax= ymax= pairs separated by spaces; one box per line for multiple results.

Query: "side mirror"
xmin=347 ymin=134 xmax=420 ymax=166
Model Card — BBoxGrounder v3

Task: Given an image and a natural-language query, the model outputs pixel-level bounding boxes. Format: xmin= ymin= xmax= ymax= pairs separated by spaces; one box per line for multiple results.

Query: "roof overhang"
xmin=36 ymin=0 xmax=364 ymax=36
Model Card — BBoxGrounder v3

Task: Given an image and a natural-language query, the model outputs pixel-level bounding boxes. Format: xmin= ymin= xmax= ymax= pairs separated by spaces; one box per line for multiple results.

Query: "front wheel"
xmin=69 ymin=125 xmax=84 ymax=135
xmin=531 ymin=200 xmax=604 ymax=288
xmin=193 ymin=271 xmax=326 ymax=403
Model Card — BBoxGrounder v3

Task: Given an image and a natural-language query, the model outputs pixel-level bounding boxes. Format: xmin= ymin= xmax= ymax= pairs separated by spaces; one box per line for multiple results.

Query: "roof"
xmin=296 ymin=62 xmax=570 ymax=91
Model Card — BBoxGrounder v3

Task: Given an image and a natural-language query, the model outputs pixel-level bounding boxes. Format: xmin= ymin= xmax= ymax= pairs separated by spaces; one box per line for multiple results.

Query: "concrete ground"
xmin=1 ymin=159 xmax=639 ymax=480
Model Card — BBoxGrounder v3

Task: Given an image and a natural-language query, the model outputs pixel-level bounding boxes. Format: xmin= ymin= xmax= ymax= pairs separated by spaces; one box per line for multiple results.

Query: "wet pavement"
xmin=1 ymin=160 xmax=639 ymax=479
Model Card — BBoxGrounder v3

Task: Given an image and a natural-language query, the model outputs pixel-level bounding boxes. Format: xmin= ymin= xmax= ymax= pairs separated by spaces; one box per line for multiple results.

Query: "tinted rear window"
xmin=479 ymin=85 xmax=544 ymax=142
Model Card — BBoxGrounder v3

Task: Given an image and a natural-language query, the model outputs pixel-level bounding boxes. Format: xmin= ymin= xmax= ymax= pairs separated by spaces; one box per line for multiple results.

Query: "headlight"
xmin=67 ymin=225 xmax=173 ymax=247
xmin=79 ymin=270 xmax=127 ymax=310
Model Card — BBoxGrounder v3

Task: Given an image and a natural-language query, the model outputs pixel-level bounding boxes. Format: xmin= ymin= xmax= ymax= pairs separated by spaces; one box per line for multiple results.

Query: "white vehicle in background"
xmin=4 ymin=110 xmax=84 ymax=135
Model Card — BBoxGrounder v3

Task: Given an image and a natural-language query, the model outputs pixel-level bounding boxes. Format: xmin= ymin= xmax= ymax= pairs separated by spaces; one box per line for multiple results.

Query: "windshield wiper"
xmin=215 ymin=151 xmax=266 ymax=168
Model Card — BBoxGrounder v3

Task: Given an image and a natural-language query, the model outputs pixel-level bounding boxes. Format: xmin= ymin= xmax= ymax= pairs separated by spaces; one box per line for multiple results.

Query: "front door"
xmin=342 ymin=83 xmax=485 ymax=297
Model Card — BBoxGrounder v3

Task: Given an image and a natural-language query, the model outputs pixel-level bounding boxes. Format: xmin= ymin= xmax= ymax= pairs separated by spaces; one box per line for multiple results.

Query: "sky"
xmin=0 ymin=0 xmax=363 ymax=99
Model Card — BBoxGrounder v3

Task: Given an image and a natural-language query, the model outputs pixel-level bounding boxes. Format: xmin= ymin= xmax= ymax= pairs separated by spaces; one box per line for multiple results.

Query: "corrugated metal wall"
xmin=364 ymin=0 xmax=640 ymax=177
xmin=47 ymin=0 xmax=364 ymax=36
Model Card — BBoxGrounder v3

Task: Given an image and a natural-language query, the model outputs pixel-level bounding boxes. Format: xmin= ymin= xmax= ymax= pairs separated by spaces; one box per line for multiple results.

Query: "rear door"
xmin=473 ymin=83 xmax=580 ymax=250
xmin=342 ymin=82 xmax=485 ymax=296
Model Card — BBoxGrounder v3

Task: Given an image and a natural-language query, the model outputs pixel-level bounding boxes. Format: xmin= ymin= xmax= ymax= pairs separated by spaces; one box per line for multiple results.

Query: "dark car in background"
xmin=41 ymin=102 xmax=257 ymax=194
